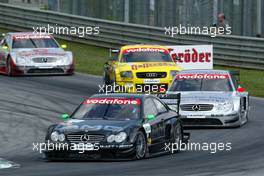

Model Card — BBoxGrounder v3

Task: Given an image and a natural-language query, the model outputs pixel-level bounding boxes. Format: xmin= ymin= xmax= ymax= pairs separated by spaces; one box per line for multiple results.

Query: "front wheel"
xmin=6 ymin=58 xmax=14 ymax=76
xmin=134 ymin=131 xmax=148 ymax=160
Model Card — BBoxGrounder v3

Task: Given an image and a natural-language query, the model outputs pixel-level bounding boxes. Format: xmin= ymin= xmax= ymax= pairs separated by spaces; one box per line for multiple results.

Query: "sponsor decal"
xmin=168 ymin=45 xmax=213 ymax=69
xmin=83 ymin=98 xmax=141 ymax=105
xmin=144 ymin=79 xmax=160 ymax=84
xmin=176 ymin=74 xmax=229 ymax=79
xmin=124 ymin=48 xmax=167 ymax=53
xmin=131 ymin=62 xmax=175 ymax=70
xmin=13 ymin=35 xmax=51 ymax=40
xmin=172 ymin=48 xmax=211 ymax=63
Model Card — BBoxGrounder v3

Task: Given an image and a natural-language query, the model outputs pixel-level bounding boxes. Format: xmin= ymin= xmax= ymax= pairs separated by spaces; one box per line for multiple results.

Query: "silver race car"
xmin=0 ymin=32 xmax=74 ymax=76
xmin=160 ymin=70 xmax=249 ymax=127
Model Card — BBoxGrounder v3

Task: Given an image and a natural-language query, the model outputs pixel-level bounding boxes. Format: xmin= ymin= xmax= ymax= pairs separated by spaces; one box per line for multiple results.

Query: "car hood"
xmin=12 ymin=48 xmax=67 ymax=57
xmin=54 ymin=118 xmax=141 ymax=134
xmin=168 ymin=91 xmax=235 ymax=104
xmin=117 ymin=62 xmax=182 ymax=72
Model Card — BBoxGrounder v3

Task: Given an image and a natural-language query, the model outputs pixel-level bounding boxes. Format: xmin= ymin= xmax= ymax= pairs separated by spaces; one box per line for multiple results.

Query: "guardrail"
xmin=0 ymin=3 xmax=264 ymax=70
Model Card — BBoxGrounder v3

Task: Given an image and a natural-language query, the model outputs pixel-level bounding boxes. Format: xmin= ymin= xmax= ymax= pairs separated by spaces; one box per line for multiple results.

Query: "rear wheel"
xmin=134 ymin=131 xmax=147 ymax=160
xmin=173 ymin=124 xmax=182 ymax=152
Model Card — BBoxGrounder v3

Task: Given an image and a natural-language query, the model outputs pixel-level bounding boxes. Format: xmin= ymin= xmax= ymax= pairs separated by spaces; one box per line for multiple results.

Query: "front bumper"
xmin=115 ymin=78 xmax=172 ymax=93
xmin=11 ymin=64 xmax=74 ymax=75
xmin=180 ymin=112 xmax=240 ymax=127
xmin=43 ymin=142 xmax=135 ymax=160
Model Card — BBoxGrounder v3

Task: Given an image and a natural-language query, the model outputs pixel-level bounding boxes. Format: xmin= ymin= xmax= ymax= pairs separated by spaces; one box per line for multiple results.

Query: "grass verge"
xmin=1 ymin=28 xmax=263 ymax=97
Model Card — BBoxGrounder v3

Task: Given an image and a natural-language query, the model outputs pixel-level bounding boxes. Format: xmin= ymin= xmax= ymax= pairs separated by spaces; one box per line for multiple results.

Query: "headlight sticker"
xmin=143 ymin=123 xmax=151 ymax=136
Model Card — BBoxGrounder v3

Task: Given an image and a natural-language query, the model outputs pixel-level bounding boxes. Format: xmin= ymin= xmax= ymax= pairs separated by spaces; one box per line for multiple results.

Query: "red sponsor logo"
xmin=131 ymin=63 xmax=175 ymax=70
xmin=176 ymin=74 xmax=229 ymax=79
xmin=124 ymin=48 xmax=168 ymax=54
xmin=83 ymin=98 xmax=141 ymax=105
xmin=171 ymin=48 xmax=211 ymax=63
xmin=13 ymin=35 xmax=51 ymax=40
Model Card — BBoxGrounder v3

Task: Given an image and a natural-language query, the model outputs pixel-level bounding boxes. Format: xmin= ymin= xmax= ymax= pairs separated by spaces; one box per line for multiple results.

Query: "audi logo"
xmin=146 ymin=73 xmax=158 ymax=78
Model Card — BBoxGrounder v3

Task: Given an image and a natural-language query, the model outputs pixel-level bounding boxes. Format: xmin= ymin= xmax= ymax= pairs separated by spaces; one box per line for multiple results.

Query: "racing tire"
xmin=238 ymin=101 xmax=248 ymax=127
xmin=134 ymin=131 xmax=148 ymax=160
xmin=173 ymin=124 xmax=183 ymax=153
xmin=6 ymin=57 xmax=14 ymax=77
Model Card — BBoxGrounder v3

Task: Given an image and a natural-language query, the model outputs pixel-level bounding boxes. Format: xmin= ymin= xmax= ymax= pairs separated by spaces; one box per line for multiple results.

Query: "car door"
xmin=143 ymin=98 xmax=165 ymax=152
xmin=153 ymin=98 xmax=177 ymax=142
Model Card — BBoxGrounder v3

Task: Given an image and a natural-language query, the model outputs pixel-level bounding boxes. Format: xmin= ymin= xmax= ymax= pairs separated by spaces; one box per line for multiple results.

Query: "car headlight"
xmin=120 ymin=71 xmax=133 ymax=79
xmin=107 ymin=134 xmax=115 ymax=143
xmin=107 ymin=132 xmax=127 ymax=143
xmin=170 ymin=70 xmax=178 ymax=78
xmin=215 ymin=101 xmax=233 ymax=111
xmin=58 ymin=134 xmax=65 ymax=142
xmin=16 ymin=57 xmax=27 ymax=65
xmin=50 ymin=131 xmax=59 ymax=142
xmin=64 ymin=56 xmax=73 ymax=65
xmin=114 ymin=132 xmax=127 ymax=143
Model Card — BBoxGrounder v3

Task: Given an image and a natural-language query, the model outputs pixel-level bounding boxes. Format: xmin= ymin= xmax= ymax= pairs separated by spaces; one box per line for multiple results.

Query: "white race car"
xmin=0 ymin=32 xmax=74 ymax=76
xmin=160 ymin=69 xmax=249 ymax=127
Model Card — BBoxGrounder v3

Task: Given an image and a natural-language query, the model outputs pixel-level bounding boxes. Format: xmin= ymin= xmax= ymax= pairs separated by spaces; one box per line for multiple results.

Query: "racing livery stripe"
xmin=83 ymin=98 xmax=141 ymax=105
xmin=176 ymin=74 xmax=229 ymax=79
xmin=124 ymin=48 xmax=168 ymax=53
xmin=13 ymin=35 xmax=51 ymax=40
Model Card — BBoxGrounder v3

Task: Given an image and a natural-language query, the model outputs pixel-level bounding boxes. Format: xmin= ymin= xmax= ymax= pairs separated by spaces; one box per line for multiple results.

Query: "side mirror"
xmin=61 ymin=44 xmax=67 ymax=49
xmin=146 ymin=114 xmax=155 ymax=121
xmin=237 ymin=87 xmax=246 ymax=93
xmin=60 ymin=113 xmax=70 ymax=120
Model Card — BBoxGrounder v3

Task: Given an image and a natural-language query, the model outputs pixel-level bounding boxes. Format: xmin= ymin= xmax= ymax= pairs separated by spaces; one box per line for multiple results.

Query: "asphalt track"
xmin=0 ymin=74 xmax=264 ymax=176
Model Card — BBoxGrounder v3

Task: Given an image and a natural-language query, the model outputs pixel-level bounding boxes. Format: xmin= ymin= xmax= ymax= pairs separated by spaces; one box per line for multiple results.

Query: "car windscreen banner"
xmin=83 ymin=98 xmax=141 ymax=105
xmin=168 ymin=45 xmax=213 ymax=70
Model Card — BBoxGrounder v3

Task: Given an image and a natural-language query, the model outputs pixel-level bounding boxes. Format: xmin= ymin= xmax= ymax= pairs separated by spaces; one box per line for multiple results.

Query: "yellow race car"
xmin=103 ymin=45 xmax=183 ymax=93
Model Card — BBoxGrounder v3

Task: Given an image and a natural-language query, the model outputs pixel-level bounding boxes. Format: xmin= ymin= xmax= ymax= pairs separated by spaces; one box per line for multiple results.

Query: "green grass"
xmin=58 ymin=39 xmax=108 ymax=75
xmin=1 ymin=28 xmax=263 ymax=97
xmin=215 ymin=66 xmax=264 ymax=97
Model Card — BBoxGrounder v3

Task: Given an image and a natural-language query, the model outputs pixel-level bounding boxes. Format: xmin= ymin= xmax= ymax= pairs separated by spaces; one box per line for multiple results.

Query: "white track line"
xmin=0 ymin=158 xmax=20 ymax=169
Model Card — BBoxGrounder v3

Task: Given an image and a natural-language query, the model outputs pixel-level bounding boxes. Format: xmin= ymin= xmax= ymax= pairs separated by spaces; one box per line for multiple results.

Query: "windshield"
xmin=12 ymin=37 xmax=59 ymax=49
xmin=71 ymin=98 xmax=141 ymax=120
xmin=169 ymin=74 xmax=233 ymax=91
xmin=121 ymin=49 xmax=172 ymax=62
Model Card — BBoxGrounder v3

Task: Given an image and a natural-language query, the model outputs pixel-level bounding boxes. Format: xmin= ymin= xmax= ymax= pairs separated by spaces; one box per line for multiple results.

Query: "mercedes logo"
xmin=192 ymin=104 xmax=200 ymax=111
xmin=80 ymin=134 xmax=90 ymax=142
xmin=146 ymin=73 xmax=158 ymax=78
xmin=41 ymin=57 xmax=48 ymax=63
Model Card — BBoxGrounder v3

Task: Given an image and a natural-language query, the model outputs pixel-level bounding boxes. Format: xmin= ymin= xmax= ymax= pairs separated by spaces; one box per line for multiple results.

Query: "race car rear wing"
xmin=158 ymin=93 xmax=181 ymax=114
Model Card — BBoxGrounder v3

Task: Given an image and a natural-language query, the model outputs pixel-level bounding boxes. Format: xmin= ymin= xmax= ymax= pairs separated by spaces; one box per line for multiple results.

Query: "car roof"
xmin=178 ymin=69 xmax=230 ymax=74
xmin=90 ymin=93 xmax=155 ymax=100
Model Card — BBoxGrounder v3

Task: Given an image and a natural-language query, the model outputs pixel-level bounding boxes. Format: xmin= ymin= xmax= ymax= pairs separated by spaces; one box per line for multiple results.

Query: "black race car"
xmin=44 ymin=93 xmax=189 ymax=160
